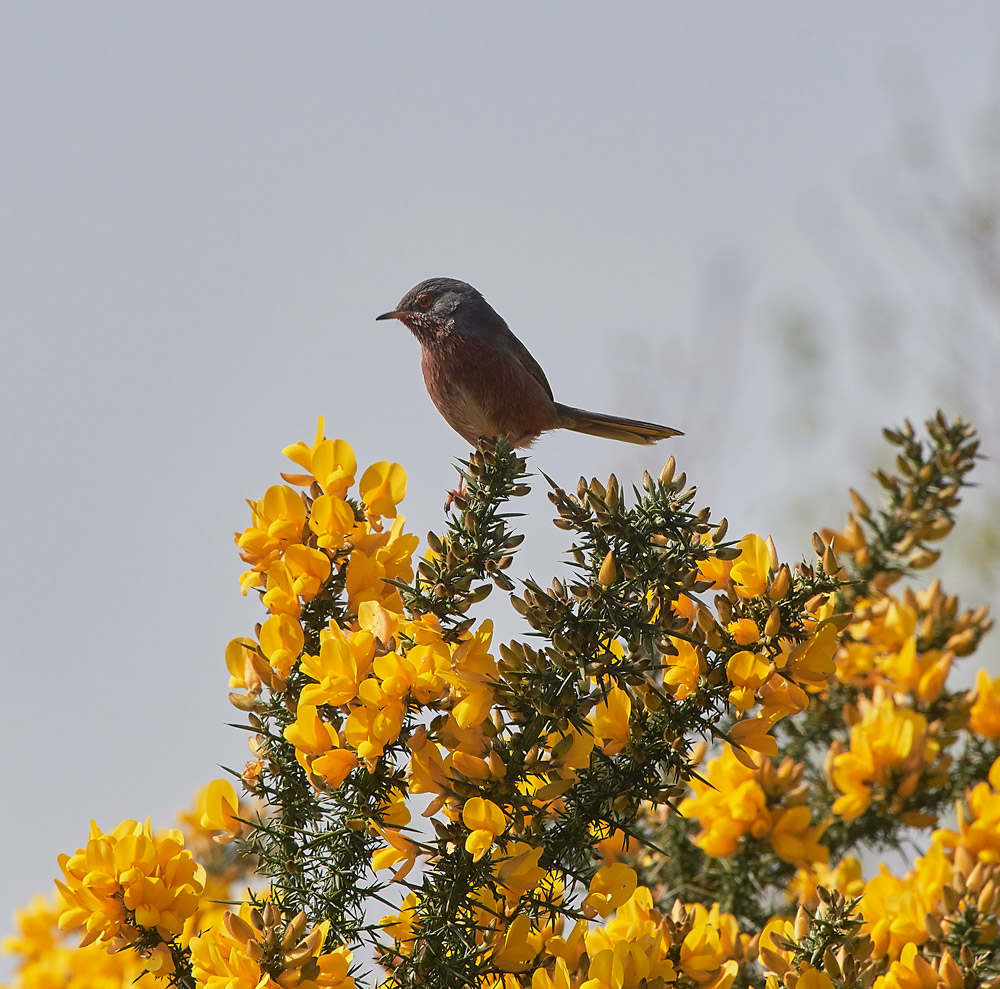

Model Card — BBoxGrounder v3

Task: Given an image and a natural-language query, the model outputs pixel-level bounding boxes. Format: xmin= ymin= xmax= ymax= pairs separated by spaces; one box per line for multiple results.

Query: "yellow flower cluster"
xmin=228 ymin=420 xmax=423 ymax=774
xmin=55 ymin=819 xmax=205 ymax=960
xmin=2 ymin=895 xmax=158 ymax=989
xmin=680 ymin=747 xmax=828 ymax=868
xmin=234 ymin=417 xmax=414 ymax=621
xmin=970 ymin=668 xmax=1000 ymax=739
xmin=189 ymin=904 xmax=355 ymax=989
xmin=827 ymin=693 xmax=948 ymax=823
xmin=228 ymin=426 xmax=1000 ymax=987
xmin=809 ymin=522 xmax=997 ymax=831
xmin=833 ymin=588 xmax=959 ymax=704
xmin=10 ymin=416 xmax=999 ymax=989
xmin=764 ymin=757 xmax=1000 ymax=987
xmin=379 ymin=874 xmax=749 ymax=989
xmin=2 ymin=780 xmax=264 ymax=989
xmin=281 ymin=604 xmax=499 ymax=790
xmin=675 ymin=533 xmax=842 ymax=766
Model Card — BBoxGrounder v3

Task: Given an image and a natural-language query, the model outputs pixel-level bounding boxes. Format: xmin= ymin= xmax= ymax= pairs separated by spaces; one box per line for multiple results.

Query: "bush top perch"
xmin=376 ymin=277 xmax=682 ymax=448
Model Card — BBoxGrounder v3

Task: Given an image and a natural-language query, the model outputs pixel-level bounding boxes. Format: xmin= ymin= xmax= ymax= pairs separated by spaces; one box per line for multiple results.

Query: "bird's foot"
xmin=443 ymin=478 xmax=468 ymax=513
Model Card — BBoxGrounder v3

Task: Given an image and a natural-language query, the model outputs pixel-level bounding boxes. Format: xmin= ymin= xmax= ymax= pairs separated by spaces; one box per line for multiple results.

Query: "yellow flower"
xmin=879 ymin=637 xmax=952 ymax=704
xmin=344 ymin=678 xmax=406 ymax=761
xmin=730 ymin=534 xmax=771 ymax=599
xmin=379 ymin=893 xmax=420 ymax=957
xmin=546 ymin=725 xmax=596 ymax=772
xmin=260 ymin=559 xmax=300 ymax=618
xmin=681 ymin=920 xmax=740 ymax=986
xmin=346 ymin=516 xmax=419 ymax=613
xmin=584 ymin=863 xmax=637 ymax=918
xmin=727 ymin=650 xmax=772 ymax=691
xmin=283 ymin=543 xmax=332 ymax=602
xmin=791 ymin=967 xmax=834 ymax=989
xmin=533 ymin=958 xmax=572 ymax=989
xmin=451 ymin=749 xmax=493 ymax=780
xmin=936 ymin=774 xmax=1000 ymax=864
xmin=371 ymin=824 xmax=420 ymax=882
xmin=56 ymin=819 xmax=206 ymax=946
xmin=3 ymin=898 xmax=160 ymax=989
xmin=874 ymin=941 xmax=940 ymax=989
xmin=679 ymin=746 xmax=771 ymax=857
xmin=685 ymin=903 xmax=743 ymax=973
xmin=375 ymin=649 xmax=419 ymax=702
xmin=582 ymin=886 xmax=678 ymax=987
xmin=697 ymin=551 xmax=736 ymax=590
xmin=309 ymin=492 xmax=361 ymax=550
xmin=444 ymin=620 xmax=498 ymax=729
xmin=664 ymin=638 xmax=705 ymax=699
xmin=3 ymin=895 xmax=61 ymax=962
xmin=376 ymin=789 xmax=411 ymax=828
xmin=788 ymin=856 xmax=863 ymax=906
xmin=195 ymin=779 xmax=243 ymax=843
xmin=462 ymin=797 xmax=506 ymax=861
xmin=299 ymin=621 xmax=375 ymax=708
xmin=403 ymin=613 xmax=451 ymax=704
xmin=583 ymin=941 xmax=651 ymax=989
xmin=407 ymin=727 xmax=450 ymax=795
xmin=759 ymin=917 xmax=795 ymax=976
xmin=495 ymin=842 xmax=546 ymax=896
xmin=769 ymin=805 xmax=829 ymax=868
xmin=545 ymin=916 xmax=588 ymax=971
xmin=225 ymin=636 xmax=260 ymax=693
xmin=758 ymin=674 xmax=809 ymax=720
xmin=492 ymin=914 xmax=542 ymax=972
xmin=831 ymin=698 xmax=938 ymax=822
xmin=239 ymin=568 xmax=265 ymax=595
xmin=590 ymin=686 xmax=632 ymax=755
xmin=836 ymin=595 xmax=958 ymax=706
xmin=360 ymin=460 xmax=407 ymax=520
xmin=284 ymin=704 xmax=359 ymax=787
xmin=441 ymin=718 xmax=494 ymax=782
xmin=282 ymin=417 xmax=358 ymax=498
xmin=970 ymin=668 xmax=1000 ymax=739
xmin=235 ymin=484 xmax=307 ymax=568
xmin=859 ymin=866 xmax=930 ymax=961
xmin=729 ymin=618 xmax=760 ymax=645
xmin=781 ymin=621 xmax=839 ymax=688
xmin=729 ymin=713 xmax=781 ymax=760
xmin=358 ymin=598 xmax=400 ymax=643
xmin=313 ymin=945 xmax=357 ymax=988
xmin=258 ymin=612 xmax=305 ymax=678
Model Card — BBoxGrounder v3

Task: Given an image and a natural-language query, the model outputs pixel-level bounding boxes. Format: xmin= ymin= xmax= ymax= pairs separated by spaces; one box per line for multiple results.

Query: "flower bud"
xmin=765 ymin=606 xmax=781 ymax=638
xmin=598 ymin=551 xmax=617 ymax=588
xmin=768 ymin=565 xmax=790 ymax=602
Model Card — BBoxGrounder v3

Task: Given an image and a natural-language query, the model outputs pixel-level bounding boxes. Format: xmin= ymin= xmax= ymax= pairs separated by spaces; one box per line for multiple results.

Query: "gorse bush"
xmin=4 ymin=413 xmax=1000 ymax=989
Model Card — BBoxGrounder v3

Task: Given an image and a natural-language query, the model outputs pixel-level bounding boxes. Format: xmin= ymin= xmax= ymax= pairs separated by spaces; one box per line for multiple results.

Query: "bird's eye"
xmin=416 ymin=293 xmax=434 ymax=309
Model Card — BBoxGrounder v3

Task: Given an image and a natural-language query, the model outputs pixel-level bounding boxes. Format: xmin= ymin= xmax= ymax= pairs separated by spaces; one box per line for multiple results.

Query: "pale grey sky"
xmin=2 ymin=2 xmax=998 ymax=957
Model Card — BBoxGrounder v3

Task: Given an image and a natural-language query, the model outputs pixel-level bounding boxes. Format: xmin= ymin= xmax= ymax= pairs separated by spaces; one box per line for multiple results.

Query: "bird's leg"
xmin=444 ymin=477 xmax=468 ymax=513
xmin=445 ymin=435 xmax=494 ymax=511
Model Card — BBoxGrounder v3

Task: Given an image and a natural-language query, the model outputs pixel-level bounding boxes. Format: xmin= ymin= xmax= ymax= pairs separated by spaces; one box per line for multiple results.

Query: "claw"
xmin=444 ymin=478 xmax=468 ymax=512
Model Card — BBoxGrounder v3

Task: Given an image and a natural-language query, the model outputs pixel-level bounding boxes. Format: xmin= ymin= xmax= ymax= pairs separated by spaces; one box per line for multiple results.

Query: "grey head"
xmin=375 ymin=277 xmax=508 ymax=343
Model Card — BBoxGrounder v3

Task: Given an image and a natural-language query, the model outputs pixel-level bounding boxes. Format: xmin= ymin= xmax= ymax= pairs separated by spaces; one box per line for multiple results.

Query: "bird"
xmin=375 ymin=277 xmax=682 ymax=449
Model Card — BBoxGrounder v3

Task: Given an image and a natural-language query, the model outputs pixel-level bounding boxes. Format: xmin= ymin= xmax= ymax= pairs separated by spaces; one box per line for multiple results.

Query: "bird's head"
xmin=376 ymin=277 xmax=503 ymax=342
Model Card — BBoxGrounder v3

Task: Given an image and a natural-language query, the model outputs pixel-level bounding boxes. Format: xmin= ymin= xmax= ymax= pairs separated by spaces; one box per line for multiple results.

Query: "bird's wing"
xmin=503 ymin=331 xmax=554 ymax=401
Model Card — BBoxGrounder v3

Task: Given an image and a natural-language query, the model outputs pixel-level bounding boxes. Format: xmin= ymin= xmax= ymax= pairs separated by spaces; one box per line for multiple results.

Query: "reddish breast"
xmin=420 ymin=334 xmax=559 ymax=447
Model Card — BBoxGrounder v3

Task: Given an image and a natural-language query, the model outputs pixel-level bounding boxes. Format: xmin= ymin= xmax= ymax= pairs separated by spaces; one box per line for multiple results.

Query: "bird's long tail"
xmin=554 ymin=403 xmax=683 ymax=445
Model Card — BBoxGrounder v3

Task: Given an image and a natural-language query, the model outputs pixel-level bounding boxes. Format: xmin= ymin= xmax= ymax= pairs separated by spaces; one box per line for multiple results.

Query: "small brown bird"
xmin=376 ymin=277 xmax=682 ymax=449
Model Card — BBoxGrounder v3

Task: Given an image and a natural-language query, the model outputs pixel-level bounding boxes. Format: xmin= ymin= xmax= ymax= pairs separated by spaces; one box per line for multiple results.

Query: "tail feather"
xmin=554 ymin=403 xmax=683 ymax=445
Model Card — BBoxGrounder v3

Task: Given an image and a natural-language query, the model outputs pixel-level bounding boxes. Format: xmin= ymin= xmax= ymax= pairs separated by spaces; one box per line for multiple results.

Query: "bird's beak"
xmin=375 ymin=310 xmax=404 ymax=322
